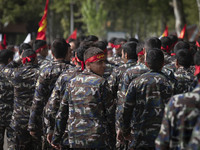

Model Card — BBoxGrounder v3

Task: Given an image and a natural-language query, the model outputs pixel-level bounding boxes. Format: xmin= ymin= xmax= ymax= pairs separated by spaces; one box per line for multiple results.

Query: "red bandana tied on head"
xmin=194 ymin=65 xmax=200 ymax=76
xmin=76 ymin=57 xmax=84 ymax=70
xmin=196 ymin=41 xmax=200 ymax=48
xmin=161 ymin=45 xmax=170 ymax=53
xmin=35 ymin=45 xmax=48 ymax=53
xmin=22 ymin=54 xmax=36 ymax=64
xmin=85 ymin=53 xmax=105 ymax=64
xmin=171 ymin=53 xmax=176 ymax=56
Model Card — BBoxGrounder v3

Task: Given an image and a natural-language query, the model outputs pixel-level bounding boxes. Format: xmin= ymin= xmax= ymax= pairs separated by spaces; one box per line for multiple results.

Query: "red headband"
xmin=114 ymin=44 xmax=121 ymax=49
xmin=109 ymin=43 xmax=115 ymax=48
xmin=85 ymin=53 xmax=105 ymax=64
xmin=76 ymin=57 xmax=84 ymax=70
xmin=35 ymin=45 xmax=48 ymax=53
xmin=137 ymin=51 xmax=144 ymax=56
xmin=171 ymin=53 xmax=176 ymax=56
xmin=161 ymin=45 xmax=170 ymax=53
xmin=196 ymin=41 xmax=200 ymax=48
xmin=22 ymin=54 xmax=36 ymax=64
xmin=194 ymin=65 xmax=200 ymax=76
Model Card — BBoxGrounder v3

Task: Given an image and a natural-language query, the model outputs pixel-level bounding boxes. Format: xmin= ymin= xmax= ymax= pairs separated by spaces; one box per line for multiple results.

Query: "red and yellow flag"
xmin=179 ymin=24 xmax=186 ymax=39
xmin=36 ymin=0 xmax=49 ymax=40
xmin=162 ymin=26 xmax=168 ymax=37
xmin=66 ymin=29 xmax=77 ymax=43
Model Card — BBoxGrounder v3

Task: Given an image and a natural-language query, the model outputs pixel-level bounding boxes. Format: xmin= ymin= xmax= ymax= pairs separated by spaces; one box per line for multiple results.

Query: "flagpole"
xmin=70 ymin=0 xmax=74 ymax=34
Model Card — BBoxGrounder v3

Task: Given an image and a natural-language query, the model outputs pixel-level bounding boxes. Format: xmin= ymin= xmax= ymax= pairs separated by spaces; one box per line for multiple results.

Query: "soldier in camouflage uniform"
xmin=155 ymin=50 xmax=200 ymax=150
xmin=28 ymin=38 xmax=72 ymax=150
xmin=160 ymin=36 xmax=172 ymax=65
xmin=118 ymin=49 xmax=173 ymax=150
xmin=44 ymin=46 xmax=86 ymax=148
xmin=6 ymin=43 xmax=32 ymax=68
xmin=33 ymin=40 xmax=50 ymax=69
xmin=108 ymin=38 xmax=126 ymax=66
xmin=51 ymin=47 xmax=115 ymax=150
xmin=173 ymin=49 xmax=196 ymax=94
xmin=0 ymin=50 xmax=14 ymax=149
xmin=3 ymin=49 xmax=40 ymax=150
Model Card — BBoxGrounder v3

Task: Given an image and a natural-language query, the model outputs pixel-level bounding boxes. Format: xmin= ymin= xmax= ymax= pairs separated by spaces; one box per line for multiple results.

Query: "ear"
xmin=175 ymin=59 xmax=179 ymax=69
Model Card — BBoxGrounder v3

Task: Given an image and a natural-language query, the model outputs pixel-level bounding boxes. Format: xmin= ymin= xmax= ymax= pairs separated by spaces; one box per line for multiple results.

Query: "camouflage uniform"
xmin=155 ymin=83 xmax=200 ymax=150
xmin=119 ymin=71 xmax=173 ymax=149
xmin=44 ymin=67 xmax=82 ymax=146
xmin=0 ymin=64 xmax=14 ymax=149
xmin=52 ymin=69 xmax=115 ymax=149
xmin=103 ymin=60 xmax=115 ymax=79
xmin=174 ymin=66 xmax=196 ymax=94
xmin=163 ymin=53 xmax=172 ymax=65
xmin=187 ymin=116 xmax=200 ymax=150
xmin=107 ymin=54 xmax=124 ymax=66
xmin=3 ymin=63 xmax=40 ymax=150
xmin=28 ymin=60 xmax=72 ymax=149
xmin=37 ymin=55 xmax=51 ymax=70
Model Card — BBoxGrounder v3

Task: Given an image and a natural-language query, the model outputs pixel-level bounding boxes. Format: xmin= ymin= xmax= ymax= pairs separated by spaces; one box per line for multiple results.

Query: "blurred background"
xmin=0 ymin=0 xmax=199 ymax=44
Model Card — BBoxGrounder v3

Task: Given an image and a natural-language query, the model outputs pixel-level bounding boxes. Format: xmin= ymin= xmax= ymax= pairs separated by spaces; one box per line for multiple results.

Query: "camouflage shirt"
xmin=28 ymin=60 xmax=72 ymax=132
xmin=52 ymin=69 xmax=115 ymax=149
xmin=44 ymin=67 xmax=82 ymax=134
xmin=0 ymin=64 xmax=14 ymax=126
xmin=155 ymin=83 xmax=200 ymax=150
xmin=174 ymin=66 xmax=196 ymax=94
xmin=107 ymin=54 xmax=124 ymax=66
xmin=3 ymin=64 xmax=39 ymax=130
xmin=37 ymin=55 xmax=51 ymax=70
xmin=119 ymin=71 xmax=173 ymax=149
xmin=187 ymin=115 xmax=200 ymax=150
xmin=103 ymin=60 xmax=115 ymax=79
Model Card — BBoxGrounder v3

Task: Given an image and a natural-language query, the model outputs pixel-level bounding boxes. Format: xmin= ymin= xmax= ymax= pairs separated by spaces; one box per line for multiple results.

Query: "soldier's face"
xmin=89 ymin=59 xmax=106 ymax=76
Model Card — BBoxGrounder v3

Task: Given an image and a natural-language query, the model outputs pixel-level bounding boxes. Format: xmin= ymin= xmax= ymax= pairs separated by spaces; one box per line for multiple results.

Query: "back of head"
xmin=174 ymin=41 xmax=190 ymax=54
xmin=76 ymin=46 xmax=89 ymax=62
xmin=114 ymin=38 xmax=127 ymax=45
xmin=51 ymin=38 xmax=70 ymax=59
xmin=146 ymin=48 xmax=164 ymax=71
xmin=122 ymin=41 xmax=137 ymax=60
xmin=128 ymin=37 xmax=139 ymax=43
xmin=22 ymin=49 xmax=36 ymax=64
xmin=176 ymin=49 xmax=192 ymax=68
xmin=93 ymin=41 xmax=107 ymax=51
xmin=169 ymin=34 xmax=178 ymax=46
xmin=33 ymin=40 xmax=47 ymax=53
xmin=0 ymin=49 xmax=14 ymax=65
xmin=85 ymin=35 xmax=98 ymax=42
xmin=144 ymin=37 xmax=161 ymax=52
xmin=19 ymin=43 xmax=32 ymax=55
xmin=136 ymin=42 xmax=145 ymax=54
xmin=160 ymin=37 xmax=172 ymax=53
xmin=84 ymin=47 xmax=104 ymax=62
xmin=108 ymin=37 xmax=117 ymax=44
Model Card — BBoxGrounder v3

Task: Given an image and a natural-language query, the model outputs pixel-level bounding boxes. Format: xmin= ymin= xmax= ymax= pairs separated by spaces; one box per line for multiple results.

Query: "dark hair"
xmin=169 ymin=35 xmax=178 ymax=45
xmin=108 ymin=37 xmax=117 ymax=44
xmin=51 ymin=38 xmax=70 ymax=59
xmin=79 ymin=41 xmax=94 ymax=48
xmin=22 ymin=49 xmax=36 ymax=64
xmin=0 ymin=49 xmax=14 ymax=64
xmin=93 ymin=41 xmax=107 ymax=51
xmin=84 ymin=47 xmax=104 ymax=62
xmin=174 ymin=41 xmax=190 ymax=54
xmin=136 ymin=42 xmax=144 ymax=54
xmin=114 ymin=38 xmax=127 ymax=45
xmin=19 ymin=43 xmax=32 ymax=55
xmin=128 ymin=37 xmax=139 ymax=43
xmin=176 ymin=49 xmax=192 ymax=68
xmin=146 ymin=48 xmax=164 ymax=71
xmin=84 ymin=35 xmax=98 ymax=42
xmin=33 ymin=40 xmax=47 ymax=52
xmin=76 ymin=46 xmax=89 ymax=62
xmin=122 ymin=41 xmax=137 ymax=59
xmin=160 ymin=37 xmax=172 ymax=52
xmin=144 ymin=37 xmax=161 ymax=52
xmin=194 ymin=50 xmax=200 ymax=65
xmin=6 ymin=45 xmax=15 ymax=52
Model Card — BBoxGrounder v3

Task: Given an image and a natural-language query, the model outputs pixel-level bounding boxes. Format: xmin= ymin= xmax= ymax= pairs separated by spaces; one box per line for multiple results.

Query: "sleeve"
xmin=119 ymin=81 xmax=136 ymax=137
xmin=51 ymin=87 xmax=69 ymax=145
xmin=28 ymin=70 xmax=50 ymax=131
xmin=45 ymin=75 xmax=66 ymax=134
xmin=155 ymin=98 xmax=173 ymax=150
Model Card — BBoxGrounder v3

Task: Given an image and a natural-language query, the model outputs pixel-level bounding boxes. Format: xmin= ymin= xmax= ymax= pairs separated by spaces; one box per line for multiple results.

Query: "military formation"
xmin=0 ymin=34 xmax=200 ymax=150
